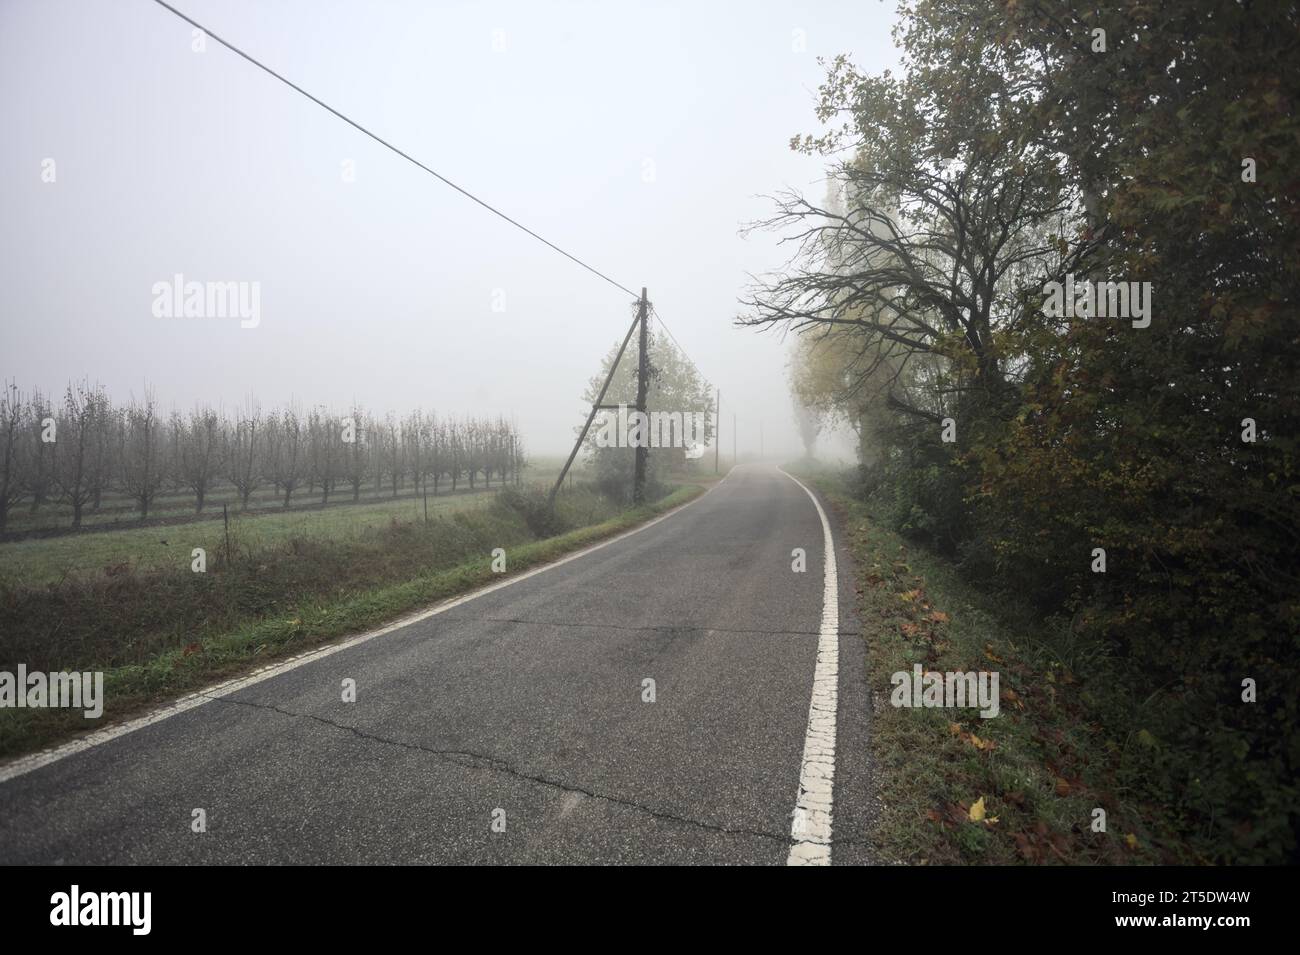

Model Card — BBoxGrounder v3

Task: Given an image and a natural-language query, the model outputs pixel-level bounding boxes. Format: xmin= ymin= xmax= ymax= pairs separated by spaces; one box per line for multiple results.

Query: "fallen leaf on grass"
xmin=926 ymin=802 xmax=971 ymax=830
xmin=949 ymin=722 xmax=997 ymax=752
xmin=968 ymin=796 xmax=999 ymax=825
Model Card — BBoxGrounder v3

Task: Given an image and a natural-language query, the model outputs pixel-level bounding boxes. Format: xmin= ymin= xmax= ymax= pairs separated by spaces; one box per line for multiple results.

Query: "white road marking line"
xmin=0 ymin=486 xmax=718 ymax=785
xmin=781 ymin=469 xmax=839 ymax=865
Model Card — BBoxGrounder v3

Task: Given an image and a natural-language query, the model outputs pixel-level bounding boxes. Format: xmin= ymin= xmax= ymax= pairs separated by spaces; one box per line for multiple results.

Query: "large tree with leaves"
xmin=748 ymin=0 xmax=1300 ymax=862
xmin=578 ymin=324 xmax=713 ymax=501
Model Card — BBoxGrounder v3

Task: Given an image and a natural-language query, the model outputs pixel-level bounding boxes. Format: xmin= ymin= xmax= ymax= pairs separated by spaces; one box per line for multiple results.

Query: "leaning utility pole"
xmin=550 ymin=288 xmax=650 ymax=506
xmin=632 ymin=288 xmax=650 ymax=504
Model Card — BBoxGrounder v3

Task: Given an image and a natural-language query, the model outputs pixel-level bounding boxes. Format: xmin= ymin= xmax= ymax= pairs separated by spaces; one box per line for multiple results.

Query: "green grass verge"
xmin=0 ymin=484 xmax=704 ymax=761
xmin=798 ymin=466 xmax=1178 ymax=864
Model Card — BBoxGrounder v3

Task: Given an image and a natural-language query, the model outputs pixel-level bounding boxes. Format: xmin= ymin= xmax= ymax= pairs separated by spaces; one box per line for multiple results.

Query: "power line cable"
xmin=650 ymin=308 xmax=705 ymax=375
xmin=147 ymin=0 xmax=639 ymax=300
xmin=150 ymin=1 xmax=723 ymax=400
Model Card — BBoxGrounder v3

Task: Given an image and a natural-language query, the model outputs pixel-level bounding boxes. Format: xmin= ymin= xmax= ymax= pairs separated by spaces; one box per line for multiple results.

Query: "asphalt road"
xmin=0 ymin=464 xmax=878 ymax=865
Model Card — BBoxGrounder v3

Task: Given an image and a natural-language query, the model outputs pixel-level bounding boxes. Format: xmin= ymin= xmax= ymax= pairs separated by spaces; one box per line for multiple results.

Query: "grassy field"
xmin=797 ymin=465 xmax=1183 ymax=865
xmin=0 ymin=487 xmax=500 ymax=587
xmin=0 ymin=461 xmax=587 ymax=587
xmin=3 ymin=482 xmax=495 ymax=531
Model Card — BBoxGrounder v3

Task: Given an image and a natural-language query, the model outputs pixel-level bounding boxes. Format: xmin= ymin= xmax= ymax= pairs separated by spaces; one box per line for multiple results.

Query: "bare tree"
xmin=739 ymin=156 xmax=1069 ymax=425
xmin=464 ymin=419 xmax=483 ymax=489
xmin=343 ymin=405 xmax=368 ymax=503
xmin=120 ymin=391 xmax=165 ymax=520
xmin=0 ymin=384 xmax=31 ymax=532
xmin=426 ymin=415 xmax=444 ymax=496
xmin=53 ymin=382 xmax=111 ymax=528
xmin=176 ymin=406 xmax=224 ymax=512
xmin=365 ymin=412 xmax=387 ymax=494
xmin=306 ymin=407 xmax=339 ymax=505
xmin=90 ymin=401 xmax=117 ymax=513
xmin=447 ymin=420 xmax=463 ymax=491
xmin=25 ymin=390 xmax=55 ymax=514
xmin=510 ymin=425 xmax=526 ymax=485
xmin=385 ymin=416 xmax=403 ymax=496
xmin=480 ymin=418 xmax=493 ymax=485
xmin=225 ymin=401 xmax=263 ymax=509
xmin=267 ymin=407 xmax=305 ymax=507
xmin=403 ymin=410 xmax=425 ymax=497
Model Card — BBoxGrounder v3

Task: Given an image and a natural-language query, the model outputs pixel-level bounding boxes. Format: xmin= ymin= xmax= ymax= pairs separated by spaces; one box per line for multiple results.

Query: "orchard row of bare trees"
xmin=0 ymin=383 xmax=526 ymax=531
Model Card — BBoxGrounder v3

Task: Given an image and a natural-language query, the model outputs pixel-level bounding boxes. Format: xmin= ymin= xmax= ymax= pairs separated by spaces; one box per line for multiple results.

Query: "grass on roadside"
xmin=800 ymin=466 xmax=1178 ymax=864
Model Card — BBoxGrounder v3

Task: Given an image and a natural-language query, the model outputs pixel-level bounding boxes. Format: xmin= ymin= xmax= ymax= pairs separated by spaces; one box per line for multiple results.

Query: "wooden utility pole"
xmin=733 ymin=412 xmax=737 ymax=464
xmin=549 ymin=290 xmax=647 ymax=506
xmin=714 ymin=388 xmax=720 ymax=474
xmin=632 ymin=288 xmax=650 ymax=504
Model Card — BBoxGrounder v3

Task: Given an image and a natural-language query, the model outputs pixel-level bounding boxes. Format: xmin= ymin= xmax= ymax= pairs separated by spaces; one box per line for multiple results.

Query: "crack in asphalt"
xmin=434 ymin=614 xmax=862 ymax=638
xmin=202 ymin=691 xmax=793 ymax=847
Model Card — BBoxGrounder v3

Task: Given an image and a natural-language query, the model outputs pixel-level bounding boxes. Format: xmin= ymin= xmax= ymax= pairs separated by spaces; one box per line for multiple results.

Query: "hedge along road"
xmin=0 ymin=465 xmax=877 ymax=865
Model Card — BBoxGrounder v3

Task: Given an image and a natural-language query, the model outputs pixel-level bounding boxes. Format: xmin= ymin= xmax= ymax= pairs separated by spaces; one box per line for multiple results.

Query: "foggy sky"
xmin=1 ymin=0 xmax=897 ymax=458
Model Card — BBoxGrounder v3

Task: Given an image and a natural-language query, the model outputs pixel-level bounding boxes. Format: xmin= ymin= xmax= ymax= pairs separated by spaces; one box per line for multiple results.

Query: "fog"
xmin=0 ymin=0 xmax=896 ymax=459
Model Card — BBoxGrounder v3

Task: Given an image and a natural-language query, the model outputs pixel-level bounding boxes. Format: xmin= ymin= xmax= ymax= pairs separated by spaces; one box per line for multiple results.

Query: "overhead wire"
xmin=147 ymin=0 xmax=640 ymax=300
